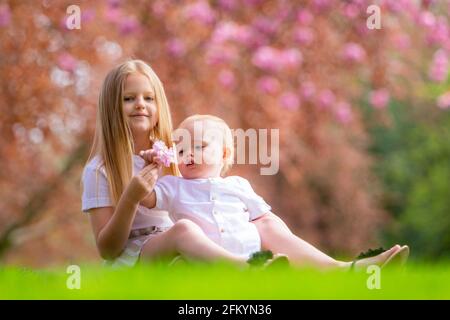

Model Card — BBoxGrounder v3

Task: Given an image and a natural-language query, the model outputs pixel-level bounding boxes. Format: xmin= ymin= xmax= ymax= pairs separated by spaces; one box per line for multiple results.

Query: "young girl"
xmin=82 ymin=59 xmax=407 ymax=269
xmin=140 ymin=114 xmax=409 ymax=269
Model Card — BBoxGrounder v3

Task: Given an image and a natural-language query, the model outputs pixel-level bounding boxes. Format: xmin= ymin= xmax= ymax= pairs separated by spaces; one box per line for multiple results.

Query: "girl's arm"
xmin=89 ymin=164 xmax=159 ymax=260
xmin=140 ymin=191 xmax=157 ymax=209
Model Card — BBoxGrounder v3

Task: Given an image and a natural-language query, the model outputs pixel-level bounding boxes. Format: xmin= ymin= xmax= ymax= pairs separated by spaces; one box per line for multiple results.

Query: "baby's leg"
xmin=252 ymin=212 xmax=400 ymax=270
xmin=140 ymin=219 xmax=247 ymax=266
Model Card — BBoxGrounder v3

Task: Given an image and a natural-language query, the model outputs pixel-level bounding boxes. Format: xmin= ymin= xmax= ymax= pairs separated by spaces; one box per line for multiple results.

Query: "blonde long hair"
xmin=85 ymin=59 xmax=179 ymax=205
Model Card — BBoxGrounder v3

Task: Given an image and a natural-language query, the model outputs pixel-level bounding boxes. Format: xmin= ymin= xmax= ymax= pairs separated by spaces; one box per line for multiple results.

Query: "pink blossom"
xmin=152 ymin=1 xmax=167 ymax=17
xmin=422 ymin=0 xmax=436 ymax=8
xmin=317 ymin=89 xmax=335 ymax=109
xmin=57 ymin=53 xmax=77 ymax=72
xmin=183 ymin=1 xmax=216 ymax=25
xmin=418 ymin=11 xmax=436 ymax=28
xmin=218 ymin=69 xmax=236 ymax=89
xmin=280 ymin=92 xmax=301 ymax=111
xmin=206 ymin=45 xmax=238 ymax=65
xmin=107 ymin=0 xmax=121 ymax=8
xmin=343 ymin=4 xmax=359 ymax=19
xmin=312 ymin=0 xmax=332 ymax=11
xmin=437 ymin=92 xmax=450 ymax=110
xmin=244 ymin=0 xmax=263 ymax=6
xmin=166 ymin=38 xmax=186 ymax=58
xmin=383 ymin=0 xmax=414 ymax=14
xmin=218 ymin=0 xmax=238 ymax=11
xmin=252 ymin=17 xmax=279 ymax=35
xmin=427 ymin=17 xmax=449 ymax=46
xmin=0 ymin=4 xmax=11 ymax=27
xmin=211 ymin=22 xmax=253 ymax=45
xmin=119 ymin=17 xmax=140 ymax=35
xmin=81 ymin=9 xmax=95 ymax=23
xmin=152 ymin=140 xmax=176 ymax=167
xmin=299 ymin=81 xmax=316 ymax=100
xmin=341 ymin=42 xmax=366 ymax=63
xmin=104 ymin=7 xmax=123 ymax=23
xmin=279 ymin=48 xmax=302 ymax=69
xmin=257 ymin=76 xmax=280 ymax=94
xmin=393 ymin=34 xmax=411 ymax=50
xmin=369 ymin=89 xmax=390 ymax=109
xmin=294 ymin=27 xmax=314 ymax=46
xmin=429 ymin=49 xmax=448 ymax=83
xmin=334 ymin=102 xmax=353 ymax=124
xmin=297 ymin=9 xmax=313 ymax=25
xmin=251 ymin=46 xmax=281 ymax=72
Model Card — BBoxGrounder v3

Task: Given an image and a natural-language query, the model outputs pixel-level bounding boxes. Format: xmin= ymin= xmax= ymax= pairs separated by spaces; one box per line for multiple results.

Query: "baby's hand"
xmin=139 ymin=140 xmax=175 ymax=168
xmin=139 ymin=149 xmax=157 ymax=165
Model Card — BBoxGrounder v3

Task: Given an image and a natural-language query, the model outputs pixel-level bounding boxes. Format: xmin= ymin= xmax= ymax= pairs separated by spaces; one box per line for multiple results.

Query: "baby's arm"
xmin=139 ymin=175 xmax=176 ymax=212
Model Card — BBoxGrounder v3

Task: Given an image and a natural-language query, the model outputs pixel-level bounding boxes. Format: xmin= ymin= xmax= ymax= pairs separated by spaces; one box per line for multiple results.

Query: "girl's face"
xmin=122 ymin=72 xmax=158 ymax=138
xmin=176 ymin=120 xmax=226 ymax=179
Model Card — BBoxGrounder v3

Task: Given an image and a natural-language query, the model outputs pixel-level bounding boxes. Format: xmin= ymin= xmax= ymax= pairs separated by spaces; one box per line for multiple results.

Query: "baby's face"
xmin=175 ymin=120 xmax=225 ymax=179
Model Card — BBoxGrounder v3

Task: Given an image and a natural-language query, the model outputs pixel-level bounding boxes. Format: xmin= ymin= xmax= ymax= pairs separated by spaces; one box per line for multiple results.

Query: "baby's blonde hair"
xmin=177 ymin=114 xmax=234 ymax=176
xmin=85 ymin=59 xmax=179 ymax=205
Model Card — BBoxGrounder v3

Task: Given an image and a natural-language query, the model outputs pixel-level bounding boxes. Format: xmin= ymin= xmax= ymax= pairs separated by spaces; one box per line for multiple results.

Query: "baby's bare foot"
xmin=351 ymin=245 xmax=401 ymax=271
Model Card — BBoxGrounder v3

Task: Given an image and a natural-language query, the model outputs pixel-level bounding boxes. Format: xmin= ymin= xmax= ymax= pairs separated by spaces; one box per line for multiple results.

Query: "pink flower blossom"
xmin=152 ymin=1 xmax=167 ymax=17
xmin=334 ymin=102 xmax=353 ymax=124
xmin=299 ymin=81 xmax=316 ymax=100
xmin=251 ymin=46 xmax=281 ymax=72
xmin=244 ymin=0 xmax=263 ymax=6
xmin=418 ymin=11 xmax=436 ymax=28
xmin=280 ymin=92 xmax=301 ymax=111
xmin=104 ymin=7 xmax=123 ymax=23
xmin=294 ymin=27 xmax=314 ymax=46
xmin=81 ymin=9 xmax=95 ymax=23
xmin=429 ymin=49 xmax=448 ymax=83
xmin=0 ymin=4 xmax=11 ymax=27
xmin=393 ymin=34 xmax=411 ymax=50
xmin=279 ymin=48 xmax=302 ymax=69
xmin=427 ymin=17 xmax=449 ymax=46
xmin=183 ymin=1 xmax=216 ymax=25
xmin=252 ymin=47 xmax=302 ymax=72
xmin=152 ymin=140 xmax=176 ymax=167
xmin=317 ymin=89 xmax=335 ymax=109
xmin=313 ymin=0 xmax=331 ymax=11
xmin=57 ymin=53 xmax=77 ymax=72
xmin=119 ymin=17 xmax=140 ymax=35
xmin=257 ymin=76 xmax=280 ymax=94
xmin=437 ymin=92 xmax=450 ymax=110
xmin=297 ymin=9 xmax=313 ymax=25
xmin=341 ymin=42 xmax=366 ymax=63
xmin=218 ymin=69 xmax=236 ymax=89
xmin=252 ymin=17 xmax=279 ymax=35
xmin=166 ymin=38 xmax=186 ymax=58
xmin=343 ymin=4 xmax=359 ymax=19
xmin=218 ymin=0 xmax=238 ymax=11
xmin=107 ymin=0 xmax=121 ymax=8
xmin=206 ymin=45 xmax=238 ymax=65
xmin=211 ymin=22 xmax=253 ymax=45
xmin=369 ymin=89 xmax=390 ymax=109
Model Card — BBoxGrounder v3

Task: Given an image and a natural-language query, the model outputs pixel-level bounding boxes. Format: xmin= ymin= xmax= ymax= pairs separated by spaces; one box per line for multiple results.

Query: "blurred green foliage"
xmin=365 ymin=101 xmax=450 ymax=260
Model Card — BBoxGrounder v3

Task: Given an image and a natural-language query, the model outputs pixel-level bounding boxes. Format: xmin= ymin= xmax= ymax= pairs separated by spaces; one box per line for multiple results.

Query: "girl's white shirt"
xmin=81 ymin=155 xmax=173 ymax=230
xmin=153 ymin=175 xmax=271 ymax=258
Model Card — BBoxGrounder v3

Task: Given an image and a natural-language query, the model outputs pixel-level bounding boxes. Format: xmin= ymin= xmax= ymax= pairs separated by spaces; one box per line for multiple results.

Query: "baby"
xmin=142 ymin=114 xmax=271 ymax=259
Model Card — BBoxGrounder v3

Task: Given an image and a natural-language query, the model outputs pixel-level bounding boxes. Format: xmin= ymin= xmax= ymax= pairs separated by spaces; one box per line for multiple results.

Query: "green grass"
xmin=1 ymin=261 xmax=449 ymax=299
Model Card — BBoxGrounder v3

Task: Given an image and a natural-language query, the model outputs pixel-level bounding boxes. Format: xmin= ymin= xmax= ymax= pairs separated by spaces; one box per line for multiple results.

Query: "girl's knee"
xmin=172 ymin=219 xmax=202 ymax=237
